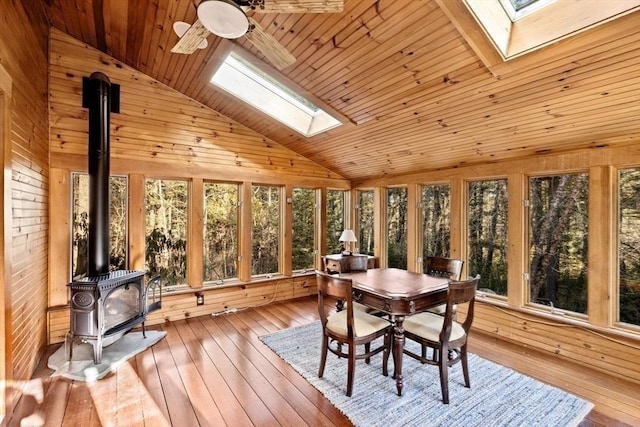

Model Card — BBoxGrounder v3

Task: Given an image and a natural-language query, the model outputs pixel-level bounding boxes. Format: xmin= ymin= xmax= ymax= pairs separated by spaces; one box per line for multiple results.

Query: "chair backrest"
xmin=425 ymin=256 xmax=464 ymax=281
xmin=440 ymin=274 xmax=480 ymax=342
xmin=347 ymin=256 xmax=368 ymax=272
xmin=316 ymin=270 xmax=355 ymax=337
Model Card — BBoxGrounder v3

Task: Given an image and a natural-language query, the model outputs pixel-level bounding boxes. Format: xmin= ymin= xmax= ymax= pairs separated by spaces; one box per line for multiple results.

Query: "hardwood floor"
xmin=8 ymin=296 xmax=639 ymax=426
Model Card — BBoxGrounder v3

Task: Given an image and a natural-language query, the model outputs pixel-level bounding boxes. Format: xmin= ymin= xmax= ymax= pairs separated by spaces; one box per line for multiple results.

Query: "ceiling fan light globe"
xmin=197 ymin=0 xmax=249 ymax=39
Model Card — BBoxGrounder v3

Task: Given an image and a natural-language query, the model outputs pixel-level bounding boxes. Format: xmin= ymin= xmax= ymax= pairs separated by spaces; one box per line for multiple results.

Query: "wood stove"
xmin=65 ymin=71 xmax=161 ymax=365
xmin=67 ymin=271 xmax=162 ymax=364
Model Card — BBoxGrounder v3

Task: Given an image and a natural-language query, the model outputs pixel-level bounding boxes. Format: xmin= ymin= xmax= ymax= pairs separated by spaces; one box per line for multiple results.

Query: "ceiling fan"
xmin=171 ymin=0 xmax=343 ymax=70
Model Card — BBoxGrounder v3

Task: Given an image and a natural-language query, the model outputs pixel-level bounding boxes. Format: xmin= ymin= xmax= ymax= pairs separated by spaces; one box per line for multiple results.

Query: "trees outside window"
xmin=422 ymin=184 xmax=451 ymax=267
xmin=387 ymin=187 xmax=407 ymax=269
xmin=619 ymin=168 xmax=640 ymax=326
xmin=292 ymin=188 xmax=316 ymax=271
xmin=252 ymin=185 xmax=280 ymax=275
xmin=71 ymin=173 xmax=127 ymax=280
xmin=203 ymin=182 xmax=238 ymax=283
xmin=326 ymin=190 xmax=345 ymax=254
xmin=529 ymin=173 xmax=588 ymax=313
xmin=145 ymin=179 xmax=187 ymax=286
xmin=357 ymin=190 xmax=374 ymax=256
xmin=468 ymin=179 xmax=508 ymax=295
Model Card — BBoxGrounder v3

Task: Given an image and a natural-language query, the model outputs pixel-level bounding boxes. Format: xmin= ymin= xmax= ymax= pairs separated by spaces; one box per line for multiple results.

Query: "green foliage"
xmin=145 ymin=179 xmax=188 ymax=285
xmin=71 ymin=174 xmax=127 ymax=279
xmin=145 ymin=227 xmax=187 ymax=286
xmin=326 ymin=190 xmax=345 ymax=254
xmin=357 ymin=190 xmax=375 ymax=255
xmin=387 ymin=187 xmax=407 ymax=269
xmin=468 ymin=180 xmax=508 ymax=295
xmin=292 ymin=188 xmax=315 ymax=270
xmin=204 ymin=183 xmax=238 ymax=282
xmin=252 ymin=185 xmax=280 ymax=275
xmin=422 ymin=184 xmax=451 ymax=264
xmin=529 ymin=174 xmax=588 ymax=313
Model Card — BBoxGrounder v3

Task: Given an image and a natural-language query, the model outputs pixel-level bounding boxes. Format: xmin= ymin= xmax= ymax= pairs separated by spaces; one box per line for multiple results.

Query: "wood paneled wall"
xmin=0 ymin=0 xmax=50 ymax=419
xmin=49 ymin=29 xmax=345 ymax=184
xmin=47 ymin=30 xmax=347 ymax=342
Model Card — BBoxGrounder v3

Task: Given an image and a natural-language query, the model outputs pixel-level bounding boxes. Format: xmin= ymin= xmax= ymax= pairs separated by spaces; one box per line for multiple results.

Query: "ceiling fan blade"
xmin=171 ymin=19 xmax=210 ymax=54
xmin=258 ymin=0 xmax=343 ymax=13
xmin=244 ymin=17 xmax=296 ymax=69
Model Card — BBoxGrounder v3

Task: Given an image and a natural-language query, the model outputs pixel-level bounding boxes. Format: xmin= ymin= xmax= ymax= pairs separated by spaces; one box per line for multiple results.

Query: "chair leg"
xmin=438 ymin=346 xmax=449 ymax=404
xmin=319 ymin=334 xmax=329 ymax=378
xmin=421 ymin=343 xmax=427 ymax=360
xmin=347 ymin=346 xmax=356 ymax=397
xmin=382 ymin=333 xmax=392 ymax=377
xmin=461 ymin=344 xmax=470 ymax=388
xmin=365 ymin=342 xmax=371 ymax=364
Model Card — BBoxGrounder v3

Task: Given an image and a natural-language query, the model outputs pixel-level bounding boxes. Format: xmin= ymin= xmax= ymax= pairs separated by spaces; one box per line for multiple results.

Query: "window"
xmin=618 ymin=168 xmax=640 ymax=326
xmin=468 ymin=179 xmax=508 ymax=295
xmin=211 ymin=52 xmax=341 ymax=137
xmin=326 ymin=190 xmax=345 ymax=254
xmin=145 ymin=179 xmax=187 ymax=286
xmin=292 ymin=188 xmax=316 ymax=271
xmin=387 ymin=187 xmax=407 ymax=269
xmin=528 ymin=173 xmax=588 ymax=314
xmin=422 ymin=184 xmax=451 ymax=266
xmin=357 ymin=190 xmax=375 ymax=256
xmin=71 ymin=173 xmax=127 ymax=280
xmin=252 ymin=185 xmax=280 ymax=276
xmin=203 ymin=182 xmax=238 ymax=283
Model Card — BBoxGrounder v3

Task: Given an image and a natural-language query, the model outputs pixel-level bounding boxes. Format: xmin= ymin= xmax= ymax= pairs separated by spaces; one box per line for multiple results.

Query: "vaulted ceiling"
xmin=47 ymin=0 xmax=640 ymax=182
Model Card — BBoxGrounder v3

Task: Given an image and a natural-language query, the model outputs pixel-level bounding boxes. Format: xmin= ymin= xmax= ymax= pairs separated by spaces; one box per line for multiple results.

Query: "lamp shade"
xmin=339 ymin=229 xmax=357 ymax=243
xmin=198 ymin=0 xmax=249 ymax=39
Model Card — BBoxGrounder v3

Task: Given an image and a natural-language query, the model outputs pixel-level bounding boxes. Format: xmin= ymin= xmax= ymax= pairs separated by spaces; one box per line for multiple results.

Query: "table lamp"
xmin=339 ymin=229 xmax=357 ymax=255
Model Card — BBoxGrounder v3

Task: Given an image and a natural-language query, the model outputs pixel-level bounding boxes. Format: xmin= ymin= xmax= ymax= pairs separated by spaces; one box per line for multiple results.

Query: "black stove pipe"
xmin=82 ymin=72 xmax=120 ymax=277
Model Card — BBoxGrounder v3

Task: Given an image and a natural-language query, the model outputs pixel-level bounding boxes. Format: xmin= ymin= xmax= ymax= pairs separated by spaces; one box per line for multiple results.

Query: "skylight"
xmin=498 ymin=0 xmax=556 ymax=21
xmin=463 ymin=0 xmax=639 ymax=61
xmin=211 ymin=52 xmax=342 ymax=137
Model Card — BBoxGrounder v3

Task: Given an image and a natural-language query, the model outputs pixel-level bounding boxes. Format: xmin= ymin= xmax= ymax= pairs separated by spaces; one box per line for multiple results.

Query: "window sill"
xmin=161 ymin=271 xmax=316 ymax=295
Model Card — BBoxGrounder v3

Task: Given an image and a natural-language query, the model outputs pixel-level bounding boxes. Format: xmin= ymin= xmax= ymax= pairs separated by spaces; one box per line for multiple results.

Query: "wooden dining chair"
xmin=400 ymin=275 xmax=480 ymax=404
xmin=322 ymin=255 xmax=371 ymax=313
xmin=316 ymin=271 xmax=392 ymax=397
xmin=424 ymin=256 xmax=464 ymax=315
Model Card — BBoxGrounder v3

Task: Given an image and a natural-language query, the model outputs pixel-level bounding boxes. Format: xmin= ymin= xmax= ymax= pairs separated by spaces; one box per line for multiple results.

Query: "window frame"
xmin=385 ymin=186 xmax=408 ymax=270
xmin=420 ymin=182 xmax=452 ymax=267
xmin=291 ymin=186 xmax=318 ymax=273
xmin=203 ymin=180 xmax=240 ymax=285
xmin=143 ymin=177 xmax=190 ymax=288
xmin=524 ymin=171 xmax=589 ymax=319
xmin=615 ymin=167 xmax=640 ymax=331
xmin=70 ymin=172 xmax=129 ymax=281
xmin=465 ymin=177 xmax=509 ymax=300
xmin=250 ymin=183 xmax=283 ymax=278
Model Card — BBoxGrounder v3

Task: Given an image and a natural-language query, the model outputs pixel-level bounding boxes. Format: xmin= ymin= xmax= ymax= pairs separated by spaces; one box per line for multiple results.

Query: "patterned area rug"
xmin=260 ymin=322 xmax=593 ymax=427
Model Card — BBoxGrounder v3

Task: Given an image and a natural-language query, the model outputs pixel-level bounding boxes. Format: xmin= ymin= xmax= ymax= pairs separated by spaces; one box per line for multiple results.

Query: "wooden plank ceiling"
xmin=47 ymin=0 xmax=640 ymax=182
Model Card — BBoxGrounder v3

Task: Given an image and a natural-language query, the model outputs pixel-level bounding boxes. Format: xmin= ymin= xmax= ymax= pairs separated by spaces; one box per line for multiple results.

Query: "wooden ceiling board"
xmin=47 ymin=0 xmax=640 ymax=181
